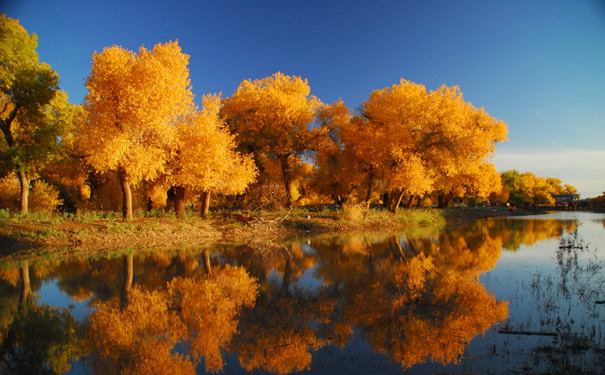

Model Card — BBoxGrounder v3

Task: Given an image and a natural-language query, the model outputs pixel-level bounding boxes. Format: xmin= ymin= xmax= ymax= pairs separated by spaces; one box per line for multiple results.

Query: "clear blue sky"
xmin=4 ymin=0 xmax=604 ymax=198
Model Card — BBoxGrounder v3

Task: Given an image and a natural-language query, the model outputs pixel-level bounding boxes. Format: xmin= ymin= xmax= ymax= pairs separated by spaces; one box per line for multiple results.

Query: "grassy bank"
xmin=0 ymin=206 xmax=446 ymax=258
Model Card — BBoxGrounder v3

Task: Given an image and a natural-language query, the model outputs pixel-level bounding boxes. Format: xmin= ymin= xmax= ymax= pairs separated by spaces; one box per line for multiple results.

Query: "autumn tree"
xmin=78 ymin=41 xmax=194 ymax=219
xmin=310 ymin=99 xmax=360 ymax=204
xmin=221 ymin=72 xmax=323 ymax=208
xmin=501 ymin=170 xmax=578 ymax=207
xmin=168 ymin=94 xmax=257 ymax=217
xmin=0 ymin=15 xmax=62 ymax=215
xmin=353 ymin=80 xmax=507 ymax=211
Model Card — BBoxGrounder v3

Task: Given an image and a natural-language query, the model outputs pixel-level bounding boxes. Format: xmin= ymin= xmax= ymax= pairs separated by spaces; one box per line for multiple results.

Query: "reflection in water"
xmin=87 ymin=263 xmax=258 ymax=374
xmin=0 ymin=214 xmax=603 ymax=374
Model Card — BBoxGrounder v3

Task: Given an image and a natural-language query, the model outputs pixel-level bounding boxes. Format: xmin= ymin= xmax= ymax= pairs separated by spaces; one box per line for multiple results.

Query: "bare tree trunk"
xmin=118 ymin=167 xmax=133 ymax=220
xmin=120 ymin=254 xmax=134 ymax=310
xmin=174 ymin=186 xmax=186 ymax=217
xmin=17 ymin=170 xmax=29 ymax=216
xmin=200 ymin=190 xmax=211 ymax=218
xmin=279 ymin=154 xmax=293 ymax=208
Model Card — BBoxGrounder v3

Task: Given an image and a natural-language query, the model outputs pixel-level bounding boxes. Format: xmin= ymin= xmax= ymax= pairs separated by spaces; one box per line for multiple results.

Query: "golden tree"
xmin=78 ymin=41 xmax=194 ymax=219
xmin=169 ymin=94 xmax=257 ymax=217
xmin=353 ymin=79 xmax=508 ymax=211
xmin=221 ymin=72 xmax=323 ymax=208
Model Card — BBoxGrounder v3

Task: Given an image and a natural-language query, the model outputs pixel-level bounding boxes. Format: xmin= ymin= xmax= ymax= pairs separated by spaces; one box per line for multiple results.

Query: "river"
xmin=1 ymin=211 xmax=603 ymax=374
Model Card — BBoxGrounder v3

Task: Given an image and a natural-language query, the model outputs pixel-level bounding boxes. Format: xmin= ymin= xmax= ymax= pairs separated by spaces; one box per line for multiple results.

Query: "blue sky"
xmin=4 ymin=0 xmax=604 ymax=198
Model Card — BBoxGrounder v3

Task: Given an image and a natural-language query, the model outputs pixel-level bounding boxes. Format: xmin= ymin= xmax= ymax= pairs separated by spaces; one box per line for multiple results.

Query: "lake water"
xmin=1 ymin=211 xmax=604 ymax=374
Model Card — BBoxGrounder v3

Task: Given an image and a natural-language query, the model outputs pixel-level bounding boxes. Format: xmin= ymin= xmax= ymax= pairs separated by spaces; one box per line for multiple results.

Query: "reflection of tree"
xmin=348 ymin=253 xmax=508 ymax=368
xmin=232 ymin=294 xmax=329 ymax=375
xmin=308 ymin=227 xmax=508 ymax=370
xmin=226 ymin=242 xmax=331 ymax=375
xmin=0 ymin=260 xmax=80 ymax=375
xmin=487 ymin=218 xmax=577 ymax=251
xmin=86 ymin=265 xmax=258 ymax=374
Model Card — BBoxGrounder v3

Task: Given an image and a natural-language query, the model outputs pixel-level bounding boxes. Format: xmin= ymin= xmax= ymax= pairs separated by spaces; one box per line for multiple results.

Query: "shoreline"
xmin=0 ymin=206 xmax=572 ymax=261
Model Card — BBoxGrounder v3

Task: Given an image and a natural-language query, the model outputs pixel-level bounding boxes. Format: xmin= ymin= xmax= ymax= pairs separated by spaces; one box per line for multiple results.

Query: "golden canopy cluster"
xmin=0 ymin=16 xmax=577 ymax=217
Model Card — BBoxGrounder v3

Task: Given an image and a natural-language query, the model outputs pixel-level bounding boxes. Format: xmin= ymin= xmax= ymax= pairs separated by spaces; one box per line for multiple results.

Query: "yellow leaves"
xmin=79 ymin=41 xmax=194 ymax=184
xmin=222 ymin=72 xmax=322 ymax=156
xmin=87 ymin=265 xmax=258 ymax=374
xmin=171 ymin=94 xmax=258 ymax=194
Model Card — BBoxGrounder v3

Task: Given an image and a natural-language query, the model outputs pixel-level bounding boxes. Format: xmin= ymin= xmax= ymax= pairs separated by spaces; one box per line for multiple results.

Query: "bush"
xmin=29 ymin=180 xmax=63 ymax=214
xmin=339 ymin=204 xmax=366 ymax=222
xmin=0 ymin=173 xmax=20 ymax=211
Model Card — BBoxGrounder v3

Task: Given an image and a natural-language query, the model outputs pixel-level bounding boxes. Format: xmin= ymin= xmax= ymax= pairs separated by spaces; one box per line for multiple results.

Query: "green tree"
xmin=0 ymin=15 xmax=60 ymax=215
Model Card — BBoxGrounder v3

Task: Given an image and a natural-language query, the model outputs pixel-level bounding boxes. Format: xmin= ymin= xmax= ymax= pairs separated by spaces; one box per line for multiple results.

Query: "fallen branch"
xmin=596 ymin=300 xmax=605 ymax=305
xmin=498 ymin=329 xmax=557 ymax=337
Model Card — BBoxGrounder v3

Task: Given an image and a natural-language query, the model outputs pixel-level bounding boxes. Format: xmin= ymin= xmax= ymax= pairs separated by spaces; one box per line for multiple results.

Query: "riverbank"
xmin=0 ymin=206 xmax=539 ymax=259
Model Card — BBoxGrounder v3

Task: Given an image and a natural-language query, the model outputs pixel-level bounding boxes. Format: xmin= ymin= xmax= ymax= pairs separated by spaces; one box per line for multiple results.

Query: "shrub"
xmin=339 ymin=204 xmax=366 ymax=222
xmin=0 ymin=173 xmax=20 ymax=211
xmin=29 ymin=180 xmax=63 ymax=214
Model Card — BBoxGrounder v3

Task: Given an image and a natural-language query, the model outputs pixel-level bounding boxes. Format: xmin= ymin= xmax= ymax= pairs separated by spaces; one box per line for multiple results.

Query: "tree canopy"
xmin=221 ymin=72 xmax=323 ymax=208
xmin=0 ymin=14 xmax=61 ymax=214
xmin=77 ymin=41 xmax=195 ymax=219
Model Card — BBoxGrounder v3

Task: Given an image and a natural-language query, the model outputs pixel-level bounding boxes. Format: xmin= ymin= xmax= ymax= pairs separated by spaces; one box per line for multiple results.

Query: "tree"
xmin=221 ymin=72 xmax=323 ymax=208
xmin=352 ymin=80 xmax=507 ymax=211
xmin=78 ymin=41 xmax=194 ymax=219
xmin=168 ymin=94 xmax=257 ymax=217
xmin=0 ymin=15 xmax=60 ymax=215
xmin=500 ymin=170 xmax=579 ymax=207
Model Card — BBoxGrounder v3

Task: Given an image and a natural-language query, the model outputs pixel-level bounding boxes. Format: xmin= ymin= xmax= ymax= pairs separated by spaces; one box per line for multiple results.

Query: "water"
xmin=1 ymin=212 xmax=603 ymax=374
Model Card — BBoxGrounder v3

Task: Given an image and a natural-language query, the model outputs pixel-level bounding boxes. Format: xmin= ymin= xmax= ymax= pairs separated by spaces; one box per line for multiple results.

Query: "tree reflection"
xmin=308 ymin=225 xmax=509 ymax=370
xmin=86 ymin=264 xmax=258 ymax=374
xmin=0 ymin=261 xmax=81 ymax=375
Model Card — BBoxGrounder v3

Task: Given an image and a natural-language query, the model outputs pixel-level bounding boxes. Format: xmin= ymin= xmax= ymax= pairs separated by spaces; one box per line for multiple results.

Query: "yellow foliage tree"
xmin=169 ymin=94 xmax=257 ymax=217
xmin=353 ymin=79 xmax=508 ymax=211
xmin=221 ymin=72 xmax=323 ymax=208
xmin=78 ymin=41 xmax=194 ymax=219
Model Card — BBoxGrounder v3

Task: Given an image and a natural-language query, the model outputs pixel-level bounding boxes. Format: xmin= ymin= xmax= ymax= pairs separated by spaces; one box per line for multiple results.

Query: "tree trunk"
xmin=406 ymin=195 xmax=415 ymax=209
xmin=382 ymin=193 xmax=389 ymax=208
xmin=365 ymin=172 xmax=374 ymax=204
xmin=438 ymin=194 xmax=445 ymax=209
xmin=19 ymin=260 xmax=31 ymax=307
xmin=200 ymin=190 xmax=211 ymax=218
xmin=174 ymin=186 xmax=186 ymax=217
xmin=279 ymin=154 xmax=293 ymax=208
xmin=120 ymin=254 xmax=134 ymax=310
xmin=17 ymin=170 xmax=29 ymax=216
xmin=388 ymin=189 xmax=405 ymax=213
xmin=118 ymin=167 xmax=133 ymax=220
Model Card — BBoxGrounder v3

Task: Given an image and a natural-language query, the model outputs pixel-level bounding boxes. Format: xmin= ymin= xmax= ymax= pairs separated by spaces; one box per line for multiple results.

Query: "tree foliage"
xmin=0 ymin=15 xmax=62 ymax=215
xmin=221 ymin=72 xmax=323 ymax=208
xmin=169 ymin=94 xmax=257 ymax=216
xmin=501 ymin=169 xmax=578 ymax=207
xmin=78 ymin=41 xmax=195 ymax=219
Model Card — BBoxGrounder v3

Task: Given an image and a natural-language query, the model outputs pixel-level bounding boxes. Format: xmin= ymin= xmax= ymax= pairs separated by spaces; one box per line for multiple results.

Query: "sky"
xmin=3 ymin=0 xmax=605 ymax=198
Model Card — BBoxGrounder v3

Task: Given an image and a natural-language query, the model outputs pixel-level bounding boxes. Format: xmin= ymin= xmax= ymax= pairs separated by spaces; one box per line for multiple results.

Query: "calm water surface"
xmin=1 ymin=211 xmax=604 ymax=374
